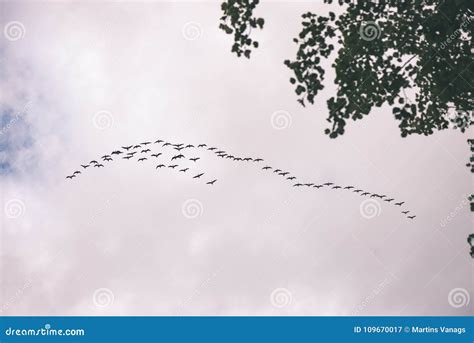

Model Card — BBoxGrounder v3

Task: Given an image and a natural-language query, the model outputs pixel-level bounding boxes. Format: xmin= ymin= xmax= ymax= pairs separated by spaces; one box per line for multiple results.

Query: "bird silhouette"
xmin=173 ymin=143 xmax=184 ymax=147
xmin=154 ymin=140 xmax=163 ymax=144
xmin=323 ymin=182 xmax=333 ymax=186
xmin=293 ymin=183 xmax=303 ymax=187
xmin=332 ymin=185 xmax=342 ymax=189
xmin=243 ymin=158 xmax=252 ymax=161
xmin=81 ymin=164 xmax=90 ymax=169
xmin=216 ymin=150 xmax=225 ymax=154
xmin=174 ymin=147 xmax=185 ymax=151
xmin=101 ymin=155 xmax=110 ymax=159
xmin=66 ymin=175 xmax=75 ymax=179
xmin=133 ymin=145 xmax=141 ymax=149
xmin=90 ymin=160 xmax=98 ymax=164
xmin=151 ymin=153 xmax=162 ymax=158
xmin=73 ymin=171 xmax=81 ymax=175
xmin=141 ymin=142 xmax=151 ymax=145
xmin=253 ymin=158 xmax=263 ymax=162
xmin=353 ymin=189 xmax=362 ymax=193
xmin=395 ymin=201 xmax=405 ymax=206
xmin=138 ymin=158 xmax=147 ymax=162
xmin=279 ymin=172 xmax=289 ymax=176
xmin=287 ymin=176 xmax=296 ymax=180
xmin=180 ymin=168 xmax=189 ymax=172
xmin=313 ymin=185 xmax=324 ymax=188
xmin=361 ymin=192 xmax=370 ymax=196
xmin=141 ymin=149 xmax=151 ymax=153
xmin=305 ymin=183 xmax=314 ymax=187
xmin=111 ymin=150 xmax=122 ymax=155
xmin=127 ymin=151 xmax=137 ymax=155
xmin=384 ymin=198 xmax=394 ymax=202
xmin=163 ymin=143 xmax=171 ymax=147
xmin=370 ymin=194 xmax=378 ymax=198
xmin=168 ymin=164 xmax=178 ymax=169
xmin=122 ymin=145 xmax=133 ymax=150
xmin=171 ymin=154 xmax=185 ymax=161
xmin=104 ymin=157 xmax=113 ymax=162
xmin=207 ymin=179 xmax=217 ymax=185
xmin=156 ymin=164 xmax=165 ymax=169
xmin=262 ymin=166 xmax=272 ymax=170
xmin=193 ymin=173 xmax=204 ymax=178
xmin=402 ymin=211 xmax=409 ymax=215
xmin=407 ymin=215 xmax=416 ymax=219
xmin=208 ymin=147 xmax=217 ymax=151
xmin=344 ymin=186 xmax=354 ymax=189
xmin=273 ymin=169 xmax=281 ymax=173
xmin=198 ymin=144 xmax=207 ymax=148
xmin=95 ymin=164 xmax=104 ymax=167
xmin=185 ymin=144 xmax=194 ymax=148
xmin=189 ymin=157 xmax=200 ymax=162
xmin=123 ymin=156 xmax=133 ymax=160
xmin=226 ymin=155 xmax=234 ymax=159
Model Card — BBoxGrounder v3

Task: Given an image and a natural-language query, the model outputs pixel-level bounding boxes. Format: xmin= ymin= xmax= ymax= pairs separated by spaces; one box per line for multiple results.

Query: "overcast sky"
xmin=1 ymin=0 xmax=472 ymax=316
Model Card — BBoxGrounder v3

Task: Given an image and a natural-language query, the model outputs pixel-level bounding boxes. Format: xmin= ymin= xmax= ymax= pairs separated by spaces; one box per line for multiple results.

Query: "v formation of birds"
xmin=66 ymin=139 xmax=416 ymax=219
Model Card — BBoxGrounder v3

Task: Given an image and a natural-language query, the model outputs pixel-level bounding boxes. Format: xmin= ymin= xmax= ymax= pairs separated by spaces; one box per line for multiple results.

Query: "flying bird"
xmin=395 ymin=201 xmax=405 ymax=206
xmin=174 ymin=147 xmax=185 ymax=151
xmin=141 ymin=142 xmax=151 ymax=145
xmin=206 ymin=179 xmax=217 ymax=185
xmin=95 ymin=164 xmax=104 ymax=167
xmin=163 ymin=143 xmax=171 ymax=147
xmin=262 ymin=166 xmax=272 ymax=170
xmin=156 ymin=164 xmax=165 ymax=169
xmin=122 ymin=145 xmax=133 ymax=150
xmin=407 ymin=215 xmax=416 ymax=219
xmin=171 ymin=154 xmax=185 ymax=161
xmin=151 ymin=153 xmax=162 ymax=158
xmin=81 ymin=164 xmax=90 ymax=169
xmin=402 ymin=211 xmax=410 ymax=215
xmin=253 ymin=158 xmax=263 ymax=162
xmin=133 ymin=145 xmax=141 ymax=149
xmin=185 ymin=144 xmax=194 ymax=148
xmin=127 ymin=151 xmax=137 ymax=155
xmin=384 ymin=198 xmax=394 ymax=202
xmin=193 ymin=173 xmax=204 ymax=179
xmin=353 ymin=189 xmax=363 ymax=193
xmin=168 ymin=164 xmax=178 ymax=169
xmin=104 ymin=157 xmax=113 ymax=162
xmin=198 ymin=144 xmax=207 ymax=148
xmin=344 ymin=186 xmax=354 ymax=190
xmin=279 ymin=172 xmax=289 ymax=176
xmin=101 ymin=155 xmax=110 ymax=159
xmin=332 ymin=185 xmax=342 ymax=189
xmin=123 ymin=156 xmax=133 ymax=160
xmin=111 ymin=150 xmax=122 ymax=155
xmin=287 ymin=176 xmax=296 ymax=180
xmin=141 ymin=149 xmax=151 ymax=153
xmin=313 ymin=185 xmax=324 ymax=188
xmin=180 ymin=168 xmax=189 ymax=172
xmin=305 ymin=183 xmax=314 ymax=187
xmin=293 ymin=183 xmax=303 ymax=187
xmin=323 ymin=182 xmax=333 ymax=186
xmin=273 ymin=169 xmax=281 ymax=173
xmin=361 ymin=192 xmax=370 ymax=196
xmin=66 ymin=175 xmax=75 ymax=179
xmin=73 ymin=171 xmax=81 ymax=175
xmin=90 ymin=160 xmax=98 ymax=164
xmin=138 ymin=158 xmax=147 ymax=162
xmin=154 ymin=140 xmax=163 ymax=144
xmin=243 ymin=158 xmax=252 ymax=161
xmin=189 ymin=157 xmax=200 ymax=162
xmin=207 ymin=147 xmax=217 ymax=151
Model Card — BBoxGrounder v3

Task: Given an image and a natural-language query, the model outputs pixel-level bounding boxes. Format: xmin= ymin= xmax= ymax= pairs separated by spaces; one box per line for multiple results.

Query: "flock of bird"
xmin=66 ymin=138 xmax=416 ymax=219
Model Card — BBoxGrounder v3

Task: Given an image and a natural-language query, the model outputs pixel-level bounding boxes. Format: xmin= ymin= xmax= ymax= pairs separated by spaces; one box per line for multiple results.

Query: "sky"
xmin=0 ymin=0 xmax=472 ymax=316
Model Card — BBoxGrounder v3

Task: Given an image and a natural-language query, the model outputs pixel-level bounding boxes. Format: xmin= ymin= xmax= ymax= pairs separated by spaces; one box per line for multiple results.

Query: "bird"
xmin=198 ymin=144 xmax=207 ymax=148
xmin=234 ymin=157 xmax=242 ymax=161
xmin=104 ymin=157 xmax=113 ymax=162
xmin=279 ymin=172 xmax=290 ymax=176
xmin=133 ymin=145 xmax=141 ymax=149
xmin=185 ymin=144 xmax=194 ymax=148
xmin=173 ymin=143 xmax=184 ymax=147
xmin=189 ymin=157 xmax=200 ymax=162
xmin=384 ymin=198 xmax=394 ymax=202
xmin=101 ymin=155 xmax=110 ymax=159
xmin=395 ymin=201 xmax=405 ymax=206
xmin=127 ymin=151 xmax=137 ymax=155
xmin=287 ymin=176 xmax=296 ymax=180
xmin=407 ymin=215 xmax=416 ymax=219
xmin=66 ymin=175 xmax=75 ymax=179
xmin=163 ymin=143 xmax=171 ymax=147
xmin=253 ymin=158 xmax=263 ymax=162
xmin=305 ymin=183 xmax=314 ymax=187
xmin=323 ymin=182 xmax=333 ymax=186
xmin=90 ymin=160 xmax=98 ymax=164
xmin=361 ymin=192 xmax=370 ymax=196
xmin=262 ymin=166 xmax=272 ymax=170
xmin=243 ymin=158 xmax=252 ymax=161
xmin=193 ymin=173 xmax=204 ymax=178
xmin=344 ymin=186 xmax=354 ymax=190
xmin=313 ymin=185 xmax=324 ymax=188
xmin=81 ymin=164 xmax=90 ymax=169
xmin=216 ymin=150 xmax=225 ymax=154
xmin=332 ymin=185 xmax=342 ymax=189
xmin=208 ymin=147 xmax=217 ymax=151
xmin=297 ymin=99 xmax=306 ymax=107
xmin=273 ymin=169 xmax=281 ymax=173
xmin=207 ymin=179 xmax=217 ymax=185
xmin=123 ymin=156 xmax=133 ymax=160
xmin=370 ymin=194 xmax=378 ymax=198
xmin=141 ymin=142 xmax=151 ymax=145
xmin=293 ymin=183 xmax=303 ymax=187
xmin=122 ymin=145 xmax=133 ymax=150
xmin=111 ymin=150 xmax=122 ymax=155
xmin=402 ymin=211 xmax=410 ymax=215
xmin=95 ymin=164 xmax=104 ymax=167
xmin=168 ymin=164 xmax=178 ymax=169
xmin=151 ymin=153 xmax=162 ymax=158
xmin=217 ymin=154 xmax=226 ymax=158
xmin=138 ymin=158 xmax=147 ymax=162
xmin=180 ymin=168 xmax=189 ymax=172
xmin=154 ymin=140 xmax=163 ymax=144
xmin=73 ymin=171 xmax=81 ymax=175
xmin=174 ymin=147 xmax=185 ymax=151
xmin=141 ymin=149 xmax=151 ymax=153
xmin=171 ymin=154 xmax=185 ymax=161
xmin=226 ymin=155 xmax=234 ymax=159
xmin=156 ymin=164 xmax=165 ymax=169
xmin=353 ymin=189 xmax=363 ymax=193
